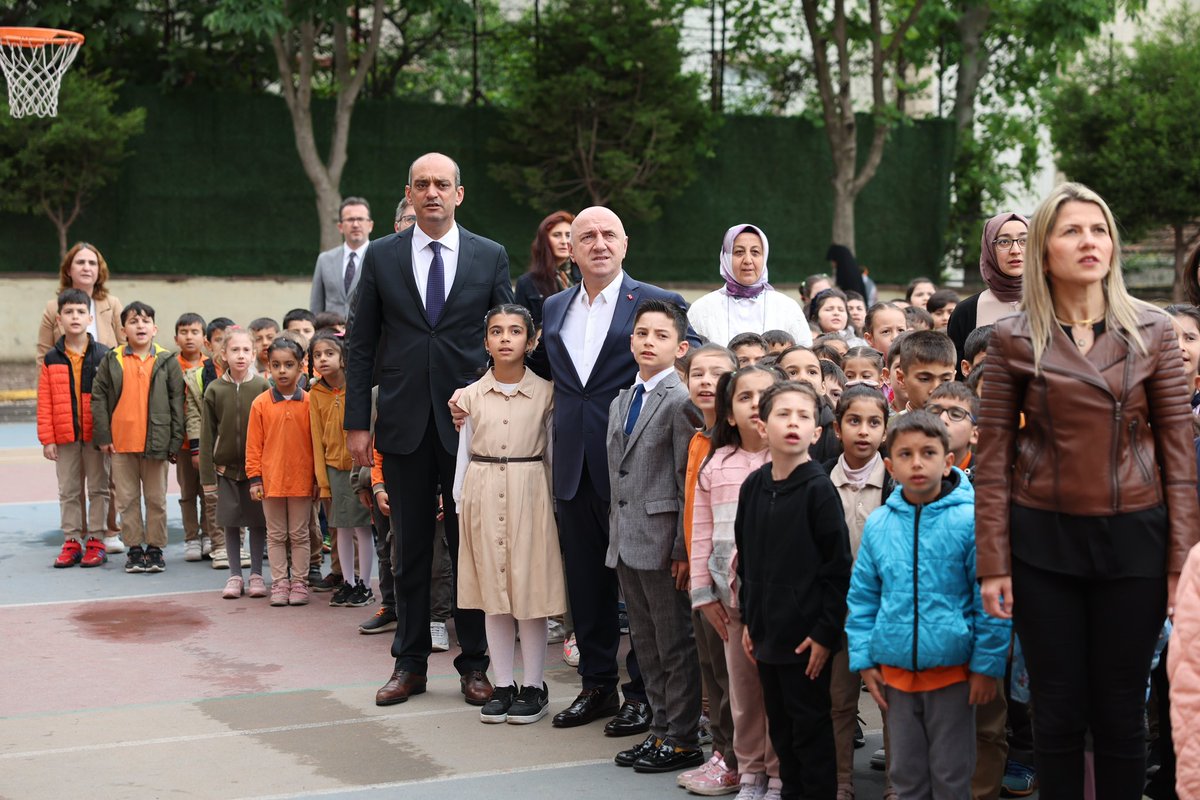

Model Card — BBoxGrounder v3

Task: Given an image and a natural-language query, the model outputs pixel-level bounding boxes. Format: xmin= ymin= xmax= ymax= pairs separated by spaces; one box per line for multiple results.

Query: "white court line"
xmin=0 ymin=706 xmax=484 ymax=761
xmin=235 ymin=759 xmax=616 ymax=799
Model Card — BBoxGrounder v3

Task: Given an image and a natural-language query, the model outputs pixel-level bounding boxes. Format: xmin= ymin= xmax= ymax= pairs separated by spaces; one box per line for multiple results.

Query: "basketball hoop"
xmin=0 ymin=27 xmax=84 ymax=119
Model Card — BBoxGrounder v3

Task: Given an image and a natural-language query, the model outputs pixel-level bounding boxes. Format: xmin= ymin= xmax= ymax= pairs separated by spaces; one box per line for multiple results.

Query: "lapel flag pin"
xmin=626 ymin=294 xmax=633 ymax=301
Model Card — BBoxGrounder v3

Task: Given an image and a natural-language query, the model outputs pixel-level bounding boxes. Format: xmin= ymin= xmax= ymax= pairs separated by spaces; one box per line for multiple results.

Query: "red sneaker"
xmin=54 ymin=539 xmax=83 ymax=568
xmin=80 ymin=537 xmax=108 ymax=568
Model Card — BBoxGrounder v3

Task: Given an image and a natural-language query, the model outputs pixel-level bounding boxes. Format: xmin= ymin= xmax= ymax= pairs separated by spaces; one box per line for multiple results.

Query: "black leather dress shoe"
xmin=632 ymin=740 xmax=705 ymax=773
xmin=614 ymin=734 xmax=660 ymax=767
xmin=551 ymin=687 xmax=620 ymax=728
xmin=603 ymin=699 xmax=652 ymax=736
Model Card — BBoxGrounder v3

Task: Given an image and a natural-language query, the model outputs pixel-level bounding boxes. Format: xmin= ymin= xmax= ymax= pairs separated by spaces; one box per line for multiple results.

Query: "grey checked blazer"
xmin=310 ymin=244 xmax=362 ymax=317
xmin=605 ymin=371 xmax=702 ymax=570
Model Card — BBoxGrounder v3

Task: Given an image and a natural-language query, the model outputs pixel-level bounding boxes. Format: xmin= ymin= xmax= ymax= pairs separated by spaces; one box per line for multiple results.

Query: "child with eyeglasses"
xmin=925 ymin=382 xmax=979 ymax=479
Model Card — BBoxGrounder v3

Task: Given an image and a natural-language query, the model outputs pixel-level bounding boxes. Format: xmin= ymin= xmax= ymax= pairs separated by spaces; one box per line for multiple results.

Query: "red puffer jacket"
xmin=37 ymin=335 xmax=109 ymax=445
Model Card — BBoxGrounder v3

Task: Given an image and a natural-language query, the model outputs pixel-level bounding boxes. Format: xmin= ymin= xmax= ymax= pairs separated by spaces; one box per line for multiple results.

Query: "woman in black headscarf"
xmin=825 ymin=244 xmax=868 ymax=302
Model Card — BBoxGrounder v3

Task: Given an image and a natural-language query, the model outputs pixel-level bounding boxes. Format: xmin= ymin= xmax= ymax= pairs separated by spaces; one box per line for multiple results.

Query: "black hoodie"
xmin=734 ymin=459 xmax=852 ymax=664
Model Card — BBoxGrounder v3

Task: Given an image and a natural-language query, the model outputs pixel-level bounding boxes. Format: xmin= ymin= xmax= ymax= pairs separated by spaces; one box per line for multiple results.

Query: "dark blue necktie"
xmin=624 ymin=384 xmax=645 ymax=435
xmin=344 ymin=251 xmax=357 ymax=295
xmin=426 ymin=241 xmax=445 ymax=326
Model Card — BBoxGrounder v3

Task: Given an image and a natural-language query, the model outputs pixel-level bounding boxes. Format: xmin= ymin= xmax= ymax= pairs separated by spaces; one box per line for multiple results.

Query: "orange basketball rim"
xmin=0 ymin=26 xmax=85 ymax=119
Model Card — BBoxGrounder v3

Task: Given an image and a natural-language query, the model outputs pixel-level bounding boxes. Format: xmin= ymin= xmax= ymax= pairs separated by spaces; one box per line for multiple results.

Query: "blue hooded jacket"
xmin=846 ymin=468 xmax=1011 ymax=678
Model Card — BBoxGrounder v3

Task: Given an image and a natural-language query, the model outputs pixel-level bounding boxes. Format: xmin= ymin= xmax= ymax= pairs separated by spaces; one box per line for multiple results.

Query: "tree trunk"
xmin=1174 ymin=223 xmax=1187 ymax=302
xmin=952 ymin=2 xmax=990 ymax=137
xmin=55 ymin=220 xmax=68 ymax=260
xmin=831 ymin=179 xmax=856 ymax=252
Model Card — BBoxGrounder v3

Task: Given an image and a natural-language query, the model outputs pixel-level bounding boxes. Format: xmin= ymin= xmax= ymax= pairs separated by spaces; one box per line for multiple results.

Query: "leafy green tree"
xmin=1049 ymin=4 xmax=1200 ymax=299
xmin=488 ymin=0 xmax=717 ymax=221
xmin=0 ymin=71 xmax=145 ymax=257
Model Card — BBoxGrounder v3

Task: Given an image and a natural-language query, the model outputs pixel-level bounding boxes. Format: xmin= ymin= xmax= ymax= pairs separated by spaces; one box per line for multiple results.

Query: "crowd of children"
xmin=37 ymin=244 xmax=1198 ymax=799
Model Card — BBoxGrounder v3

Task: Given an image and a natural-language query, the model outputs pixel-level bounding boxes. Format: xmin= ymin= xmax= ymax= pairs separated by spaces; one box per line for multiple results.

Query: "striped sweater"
xmin=689 ymin=444 xmax=769 ymax=609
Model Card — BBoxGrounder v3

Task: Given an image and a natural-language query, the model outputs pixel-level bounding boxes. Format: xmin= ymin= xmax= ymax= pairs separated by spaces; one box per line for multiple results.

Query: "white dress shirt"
xmin=411 ymin=224 xmax=461 ymax=307
xmin=343 ymin=241 xmax=369 ymax=282
xmin=561 ymin=271 xmax=624 ymax=386
xmin=627 ymin=365 xmax=675 ymax=429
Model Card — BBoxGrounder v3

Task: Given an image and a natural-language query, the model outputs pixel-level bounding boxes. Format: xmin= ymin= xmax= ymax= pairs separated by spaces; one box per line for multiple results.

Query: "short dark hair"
xmin=759 ymin=380 xmax=821 ymax=421
xmin=314 ymin=311 xmax=346 ymax=331
xmin=339 ymin=196 xmax=371 ymax=218
xmin=964 ymin=360 xmax=987 ymax=395
xmin=120 ymin=301 xmax=155 ymax=325
xmin=886 ymin=408 xmax=949 ymax=452
xmin=929 ymin=380 xmax=980 ymax=418
xmin=728 ymin=331 xmax=767 ymax=351
xmin=283 ymin=308 xmax=316 ymax=329
xmin=905 ymin=276 xmax=936 ymax=302
xmin=904 ymin=305 xmax=934 ymax=330
xmin=845 ymin=290 xmax=865 ymax=304
xmin=57 ymin=288 xmax=89 ymax=312
xmin=633 ymin=298 xmax=688 ymax=341
xmin=761 ymin=329 xmax=796 ymax=348
xmin=249 ymin=317 xmax=280 ymax=334
xmin=821 ymin=359 xmax=846 ymax=387
xmin=887 ymin=330 xmax=913 ymax=366
xmin=926 ymin=289 xmax=960 ymax=315
xmin=835 ymin=383 xmax=889 ymax=424
xmin=964 ymin=325 xmax=995 ymax=365
xmin=812 ymin=342 xmax=844 ymax=367
xmin=175 ymin=312 xmax=205 ymax=333
xmin=206 ymin=317 xmax=234 ymax=340
xmin=899 ymin=330 xmax=956 ymax=373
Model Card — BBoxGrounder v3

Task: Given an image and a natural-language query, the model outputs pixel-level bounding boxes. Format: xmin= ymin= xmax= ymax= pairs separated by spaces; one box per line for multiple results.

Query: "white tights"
xmin=336 ymin=526 xmax=374 ymax=585
xmin=484 ymin=613 xmax=548 ymax=688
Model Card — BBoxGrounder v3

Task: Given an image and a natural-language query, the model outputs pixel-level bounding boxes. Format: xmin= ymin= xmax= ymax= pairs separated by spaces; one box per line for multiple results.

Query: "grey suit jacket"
xmin=605 ymin=371 xmax=702 ymax=571
xmin=310 ymin=244 xmax=362 ymax=316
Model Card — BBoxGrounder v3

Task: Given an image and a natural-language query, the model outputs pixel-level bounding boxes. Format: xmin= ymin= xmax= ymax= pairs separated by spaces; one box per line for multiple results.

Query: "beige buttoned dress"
xmin=453 ymin=368 xmax=565 ymax=619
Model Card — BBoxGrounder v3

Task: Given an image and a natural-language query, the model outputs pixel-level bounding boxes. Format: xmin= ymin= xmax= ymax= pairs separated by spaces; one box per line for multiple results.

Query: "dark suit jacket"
xmin=345 ymin=224 xmax=513 ymax=455
xmin=529 ymin=273 xmax=698 ymax=503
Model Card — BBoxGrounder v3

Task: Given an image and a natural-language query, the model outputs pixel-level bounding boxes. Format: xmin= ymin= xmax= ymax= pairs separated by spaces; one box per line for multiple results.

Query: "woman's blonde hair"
xmin=58 ymin=242 xmax=111 ymax=301
xmin=1021 ymin=182 xmax=1154 ymax=372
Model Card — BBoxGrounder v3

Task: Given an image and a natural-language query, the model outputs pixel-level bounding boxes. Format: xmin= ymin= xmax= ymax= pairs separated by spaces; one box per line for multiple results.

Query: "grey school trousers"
xmin=885 ymin=680 xmax=975 ymax=800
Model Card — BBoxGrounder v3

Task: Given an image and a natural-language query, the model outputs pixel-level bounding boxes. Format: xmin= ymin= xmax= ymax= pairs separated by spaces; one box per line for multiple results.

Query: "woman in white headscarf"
xmin=687 ymin=224 xmax=812 ymax=347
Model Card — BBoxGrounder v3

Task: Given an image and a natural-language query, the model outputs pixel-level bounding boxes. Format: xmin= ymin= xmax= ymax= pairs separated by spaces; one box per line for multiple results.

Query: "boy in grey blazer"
xmin=605 ymin=299 xmax=704 ymax=774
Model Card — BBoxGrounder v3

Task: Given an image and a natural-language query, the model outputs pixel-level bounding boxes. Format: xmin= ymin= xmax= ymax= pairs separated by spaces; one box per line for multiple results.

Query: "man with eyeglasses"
xmin=310 ymin=196 xmax=375 ymax=317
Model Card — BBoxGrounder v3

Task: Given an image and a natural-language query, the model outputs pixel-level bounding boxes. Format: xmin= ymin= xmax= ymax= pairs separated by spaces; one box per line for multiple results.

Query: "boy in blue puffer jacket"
xmin=846 ymin=410 xmax=1011 ymax=799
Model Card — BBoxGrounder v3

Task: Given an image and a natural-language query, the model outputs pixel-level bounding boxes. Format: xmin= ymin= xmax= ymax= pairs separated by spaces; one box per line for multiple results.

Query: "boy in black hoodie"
xmin=735 ymin=380 xmax=852 ymax=799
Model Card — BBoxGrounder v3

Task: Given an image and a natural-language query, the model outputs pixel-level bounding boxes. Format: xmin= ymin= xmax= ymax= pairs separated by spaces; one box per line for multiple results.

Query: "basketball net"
xmin=0 ymin=29 xmax=84 ymax=118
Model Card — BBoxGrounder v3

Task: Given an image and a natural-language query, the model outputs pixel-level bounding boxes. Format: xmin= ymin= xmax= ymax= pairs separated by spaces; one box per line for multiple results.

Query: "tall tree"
xmin=0 ymin=72 xmax=145 ymax=257
xmin=488 ymin=0 xmax=717 ymax=221
xmin=207 ymin=0 xmax=386 ymax=250
xmin=1049 ymin=4 xmax=1200 ymax=299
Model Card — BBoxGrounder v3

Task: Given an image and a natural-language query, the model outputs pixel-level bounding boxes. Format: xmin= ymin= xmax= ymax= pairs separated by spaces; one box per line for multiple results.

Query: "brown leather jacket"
xmin=975 ymin=307 xmax=1200 ymax=578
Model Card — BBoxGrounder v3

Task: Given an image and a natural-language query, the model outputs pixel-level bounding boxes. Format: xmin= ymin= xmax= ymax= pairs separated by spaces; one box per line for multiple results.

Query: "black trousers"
xmin=381 ymin=414 xmax=487 ymax=676
xmin=1012 ymin=557 xmax=1165 ymax=800
xmin=555 ymin=462 xmax=645 ymax=700
xmin=758 ymin=655 xmax=836 ymax=800
xmin=371 ymin=501 xmax=393 ymax=609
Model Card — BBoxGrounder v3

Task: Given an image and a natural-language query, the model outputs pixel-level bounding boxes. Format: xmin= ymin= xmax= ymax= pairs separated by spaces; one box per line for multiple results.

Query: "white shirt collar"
xmin=635 ymin=364 xmax=676 ymax=393
xmin=412 ymin=223 xmax=460 ymax=254
xmin=344 ymin=241 xmax=369 ymax=261
xmin=577 ymin=270 xmax=625 ymax=309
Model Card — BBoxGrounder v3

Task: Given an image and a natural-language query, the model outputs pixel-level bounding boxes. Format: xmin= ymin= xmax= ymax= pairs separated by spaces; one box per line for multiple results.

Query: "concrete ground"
xmin=0 ymin=420 xmax=900 ymax=799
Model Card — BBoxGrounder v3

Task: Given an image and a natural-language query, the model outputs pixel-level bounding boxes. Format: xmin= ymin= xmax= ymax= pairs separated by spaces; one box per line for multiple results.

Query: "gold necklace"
xmin=1056 ymin=314 xmax=1102 ymax=327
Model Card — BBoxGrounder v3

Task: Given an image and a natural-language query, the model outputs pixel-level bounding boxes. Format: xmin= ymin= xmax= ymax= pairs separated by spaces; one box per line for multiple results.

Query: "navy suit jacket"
xmin=345 ymin=224 xmax=513 ymax=455
xmin=530 ymin=273 xmax=699 ymax=502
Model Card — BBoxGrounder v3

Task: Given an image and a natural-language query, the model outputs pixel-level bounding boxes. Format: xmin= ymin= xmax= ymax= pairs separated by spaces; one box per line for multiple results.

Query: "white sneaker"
xmin=103 ymin=535 xmax=125 ymax=555
xmin=430 ymin=621 xmax=450 ymax=652
xmin=734 ymin=774 xmax=768 ymax=800
xmin=210 ymin=547 xmax=229 ymax=569
xmin=762 ymin=778 xmax=783 ymax=800
xmin=562 ymin=634 xmax=580 ymax=667
xmin=547 ymin=618 xmax=568 ymax=644
xmin=184 ymin=540 xmax=203 ymax=561
xmin=201 ymin=534 xmax=213 ymax=557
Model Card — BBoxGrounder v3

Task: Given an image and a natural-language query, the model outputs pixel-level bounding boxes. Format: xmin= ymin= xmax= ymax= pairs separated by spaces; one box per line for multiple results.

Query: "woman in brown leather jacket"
xmin=975 ymin=182 xmax=1200 ymax=799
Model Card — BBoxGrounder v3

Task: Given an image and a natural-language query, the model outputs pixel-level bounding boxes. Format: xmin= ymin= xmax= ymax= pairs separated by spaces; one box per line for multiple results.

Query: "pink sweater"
xmin=689 ymin=444 xmax=769 ymax=609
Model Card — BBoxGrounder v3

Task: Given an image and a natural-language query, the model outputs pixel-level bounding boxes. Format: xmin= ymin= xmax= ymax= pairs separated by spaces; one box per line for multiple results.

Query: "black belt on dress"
xmin=470 ymin=454 xmax=542 ymax=464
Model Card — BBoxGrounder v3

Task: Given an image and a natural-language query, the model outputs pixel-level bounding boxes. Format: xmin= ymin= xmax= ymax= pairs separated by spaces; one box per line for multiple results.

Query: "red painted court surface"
xmin=0 ymin=422 xmax=892 ymax=799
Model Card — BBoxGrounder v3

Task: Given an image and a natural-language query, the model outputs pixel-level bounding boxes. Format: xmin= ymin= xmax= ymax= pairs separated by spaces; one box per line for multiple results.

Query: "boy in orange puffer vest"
xmin=38 ymin=288 xmax=112 ymax=568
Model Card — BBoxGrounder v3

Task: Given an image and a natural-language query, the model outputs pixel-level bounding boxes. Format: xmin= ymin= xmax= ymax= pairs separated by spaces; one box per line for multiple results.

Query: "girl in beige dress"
xmin=453 ymin=304 xmax=565 ymax=724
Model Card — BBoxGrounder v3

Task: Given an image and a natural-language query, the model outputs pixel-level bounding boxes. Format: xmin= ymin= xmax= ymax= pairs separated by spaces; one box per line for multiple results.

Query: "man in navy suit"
xmin=530 ymin=207 xmax=698 ymax=733
xmin=346 ymin=153 xmax=513 ymax=707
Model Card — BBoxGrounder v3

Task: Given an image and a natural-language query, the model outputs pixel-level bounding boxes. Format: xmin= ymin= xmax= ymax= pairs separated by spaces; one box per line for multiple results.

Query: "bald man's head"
xmin=570 ymin=206 xmax=628 ymax=293
xmin=405 ymin=152 xmax=465 ymax=237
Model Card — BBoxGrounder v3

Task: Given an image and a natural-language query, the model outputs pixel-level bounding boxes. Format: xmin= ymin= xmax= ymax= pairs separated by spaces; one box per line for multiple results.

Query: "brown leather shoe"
xmin=375 ymin=669 xmax=427 ymax=706
xmin=460 ymin=670 xmax=493 ymax=706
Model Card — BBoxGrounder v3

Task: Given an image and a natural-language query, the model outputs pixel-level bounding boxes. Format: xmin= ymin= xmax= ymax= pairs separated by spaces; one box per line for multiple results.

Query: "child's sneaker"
xmin=124 ymin=545 xmax=146 ymax=573
xmin=734 ymin=773 xmax=767 ymax=800
xmin=1000 ymin=760 xmax=1037 ymax=797
xmin=270 ymin=580 xmax=290 ymax=606
xmin=184 ymin=539 xmax=203 ymax=561
xmin=678 ymin=751 xmax=721 ymax=787
xmin=144 ymin=546 xmax=166 ymax=573
xmin=288 ymin=582 xmax=310 ymax=606
xmin=430 ymin=620 xmax=450 ymax=651
xmin=698 ymin=712 xmax=713 ymax=745
xmin=103 ymin=534 xmax=125 ymax=554
xmin=54 ymin=539 xmax=83 ymax=568
xmin=306 ymin=565 xmax=323 ymax=586
xmin=761 ymin=781 xmax=782 ymax=800
xmin=563 ymin=633 xmax=580 ymax=666
xmin=681 ymin=754 xmax=739 ymax=795
xmin=222 ymin=576 xmax=244 ymax=599
xmin=80 ymin=537 xmax=107 ymax=568
xmin=346 ymin=580 xmax=374 ymax=608
xmin=247 ymin=574 xmax=268 ymax=598
xmin=210 ymin=547 xmax=229 ymax=570
xmin=480 ymin=684 xmax=517 ymax=723
xmin=330 ymin=581 xmax=354 ymax=607
xmin=314 ymin=572 xmax=342 ymax=593
xmin=201 ymin=534 xmax=213 ymax=557
xmin=507 ymin=683 xmax=550 ymax=724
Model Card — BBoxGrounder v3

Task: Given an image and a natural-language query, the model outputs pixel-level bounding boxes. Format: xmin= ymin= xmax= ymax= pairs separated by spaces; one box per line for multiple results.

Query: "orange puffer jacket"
xmin=37 ymin=335 xmax=109 ymax=445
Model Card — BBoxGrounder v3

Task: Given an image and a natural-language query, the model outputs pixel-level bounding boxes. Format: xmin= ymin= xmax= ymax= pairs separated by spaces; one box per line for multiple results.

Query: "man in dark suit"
xmin=530 ymin=207 xmax=699 ymax=733
xmin=346 ymin=152 xmax=513 ymax=707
